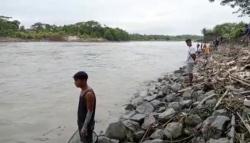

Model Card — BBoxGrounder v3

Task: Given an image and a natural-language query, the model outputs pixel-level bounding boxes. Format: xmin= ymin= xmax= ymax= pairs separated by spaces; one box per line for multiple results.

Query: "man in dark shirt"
xmin=73 ymin=71 xmax=96 ymax=143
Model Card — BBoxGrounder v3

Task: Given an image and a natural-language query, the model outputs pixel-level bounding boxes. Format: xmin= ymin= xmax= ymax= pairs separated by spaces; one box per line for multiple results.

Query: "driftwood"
xmin=139 ymin=125 xmax=153 ymax=143
xmin=230 ymin=75 xmax=250 ymax=87
xmin=237 ymin=112 xmax=250 ymax=135
xmin=213 ymin=89 xmax=229 ymax=110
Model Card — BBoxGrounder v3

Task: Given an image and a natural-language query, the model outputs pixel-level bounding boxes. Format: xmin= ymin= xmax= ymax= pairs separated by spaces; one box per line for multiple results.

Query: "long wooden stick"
xmin=229 ymin=75 xmax=250 ymax=87
xmin=139 ymin=125 xmax=152 ymax=143
xmin=213 ymin=89 xmax=229 ymax=110
xmin=237 ymin=112 xmax=250 ymax=134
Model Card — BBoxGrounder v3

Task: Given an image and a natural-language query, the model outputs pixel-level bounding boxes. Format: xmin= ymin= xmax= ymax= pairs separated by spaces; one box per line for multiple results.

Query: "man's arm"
xmin=191 ymin=54 xmax=196 ymax=61
xmin=83 ymin=92 xmax=95 ymax=129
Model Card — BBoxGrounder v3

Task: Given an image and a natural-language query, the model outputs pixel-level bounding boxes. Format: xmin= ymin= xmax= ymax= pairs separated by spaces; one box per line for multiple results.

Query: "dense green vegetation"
xmin=0 ymin=16 xmax=202 ymax=42
xmin=209 ymin=0 xmax=250 ymax=16
xmin=202 ymin=22 xmax=247 ymax=41
xmin=0 ymin=16 xmax=130 ymax=41
xmin=130 ymin=34 xmax=202 ymax=41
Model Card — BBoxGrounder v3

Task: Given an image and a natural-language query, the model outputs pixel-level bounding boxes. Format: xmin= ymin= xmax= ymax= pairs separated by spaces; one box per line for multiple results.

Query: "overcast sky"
xmin=1 ymin=0 xmax=249 ymax=35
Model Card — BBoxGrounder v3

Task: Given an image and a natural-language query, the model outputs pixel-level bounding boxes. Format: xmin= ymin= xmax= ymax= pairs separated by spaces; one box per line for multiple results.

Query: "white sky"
xmin=1 ymin=0 xmax=249 ymax=35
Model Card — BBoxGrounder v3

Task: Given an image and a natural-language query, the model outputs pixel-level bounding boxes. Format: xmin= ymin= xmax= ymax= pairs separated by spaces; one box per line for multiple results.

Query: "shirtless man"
xmin=73 ymin=71 xmax=96 ymax=143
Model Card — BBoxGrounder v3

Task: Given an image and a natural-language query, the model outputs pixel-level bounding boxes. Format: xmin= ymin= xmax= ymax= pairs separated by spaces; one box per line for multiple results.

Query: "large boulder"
xmin=171 ymin=83 xmax=182 ymax=92
xmin=168 ymin=102 xmax=182 ymax=111
xmin=144 ymin=95 xmax=157 ymax=102
xmin=134 ymin=130 xmax=145 ymax=142
xmin=131 ymin=96 xmax=144 ymax=106
xmin=150 ymin=129 xmax=165 ymax=139
xmin=130 ymin=113 xmax=146 ymax=123
xmin=164 ymin=94 xmax=177 ymax=102
xmin=164 ymin=122 xmax=183 ymax=139
xmin=142 ymin=114 xmax=156 ymax=129
xmin=136 ymin=102 xmax=154 ymax=114
xmin=182 ymin=89 xmax=192 ymax=100
xmin=121 ymin=111 xmax=136 ymax=120
xmin=184 ymin=114 xmax=202 ymax=127
xmin=121 ymin=120 xmax=140 ymax=132
xmin=162 ymin=85 xmax=171 ymax=95
xmin=180 ymin=100 xmax=192 ymax=108
xmin=201 ymin=115 xmax=230 ymax=139
xmin=105 ymin=121 xmax=127 ymax=140
xmin=158 ymin=108 xmax=176 ymax=120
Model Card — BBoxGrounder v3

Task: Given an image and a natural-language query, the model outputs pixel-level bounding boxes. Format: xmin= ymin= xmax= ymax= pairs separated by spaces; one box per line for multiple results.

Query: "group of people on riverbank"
xmin=185 ymin=38 xmax=220 ymax=87
xmin=71 ymin=38 xmax=221 ymax=143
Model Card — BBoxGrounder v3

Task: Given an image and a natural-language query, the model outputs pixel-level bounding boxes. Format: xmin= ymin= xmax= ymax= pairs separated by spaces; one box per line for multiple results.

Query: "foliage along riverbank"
xmin=0 ymin=16 xmax=202 ymax=42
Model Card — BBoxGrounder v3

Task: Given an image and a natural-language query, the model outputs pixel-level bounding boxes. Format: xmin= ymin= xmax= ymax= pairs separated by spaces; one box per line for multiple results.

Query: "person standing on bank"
xmin=185 ymin=39 xmax=196 ymax=86
xmin=73 ymin=71 xmax=96 ymax=143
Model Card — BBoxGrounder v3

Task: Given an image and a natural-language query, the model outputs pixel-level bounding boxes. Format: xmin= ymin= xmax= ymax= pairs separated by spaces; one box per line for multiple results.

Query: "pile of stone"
xmin=98 ymin=46 xmax=250 ymax=143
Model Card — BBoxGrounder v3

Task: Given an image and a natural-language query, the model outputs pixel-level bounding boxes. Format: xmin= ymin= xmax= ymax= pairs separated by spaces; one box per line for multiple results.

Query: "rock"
xmin=121 ymin=111 xmax=136 ymax=120
xmin=142 ymin=114 xmax=156 ymax=129
xmin=98 ymin=136 xmax=119 ymax=143
xmin=122 ymin=120 xmax=140 ymax=132
xmin=157 ymin=106 xmax=166 ymax=113
xmin=183 ymin=127 xmax=193 ymax=135
xmin=164 ymin=94 xmax=177 ymax=102
xmin=212 ymin=109 xmax=228 ymax=116
xmin=182 ymin=89 xmax=192 ymax=100
xmin=162 ymin=85 xmax=171 ymax=95
xmin=142 ymin=139 xmax=164 ymax=143
xmin=136 ymin=102 xmax=154 ymax=114
xmin=125 ymin=104 xmax=135 ymax=111
xmin=180 ymin=100 xmax=192 ymax=108
xmin=158 ymin=108 xmax=176 ymax=120
xmin=134 ymin=130 xmax=145 ymax=141
xmin=210 ymin=116 xmax=230 ymax=130
xmin=184 ymin=114 xmax=202 ymax=126
xmin=144 ymin=95 xmax=157 ymax=102
xmin=201 ymin=115 xmax=230 ymax=139
xmin=205 ymin=98 xmax=217 ymax=105
xmin=191 ymin=137 xmax=205 ymax=143
xmin=105 ymin=121 xmax=127 ymax=140
xmin=168 ymin=102 xmax=182 ymax=111
xmin=207 ymin=138 xmax=229 ymax=143
xmin=150 ymin=100 xmax=163 ymax=108
xmin=156 ymin=91 xmax=165 ymax=98
xmin=150 ymin=129 xmax=164 ymax=139
xmin=131 ymin=96 xmax=144 ymax=106
xmin=164 ymin=122 xmax=183 ymax=139
xmin=171 ymin=83 xmax=182 ymax=92
xmin=130 ymin=113 xmax=146 ymax=123
xmin=139 ymin=90 xmax=148 ymax=97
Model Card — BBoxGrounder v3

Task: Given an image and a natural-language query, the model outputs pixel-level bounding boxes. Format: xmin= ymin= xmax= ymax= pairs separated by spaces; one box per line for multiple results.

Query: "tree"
xmin=209 ymin=0 xmax=250 ymax=16
xmin=104 ymin=29 xmax=114 ymax=41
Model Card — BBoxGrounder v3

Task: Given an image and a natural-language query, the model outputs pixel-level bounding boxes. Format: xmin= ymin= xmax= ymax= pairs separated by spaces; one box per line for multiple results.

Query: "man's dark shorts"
xmin=78 ymin=121 xmax=95 ymax=143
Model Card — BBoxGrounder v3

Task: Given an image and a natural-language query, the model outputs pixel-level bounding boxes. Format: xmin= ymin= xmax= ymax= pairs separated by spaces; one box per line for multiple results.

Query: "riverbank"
xmin=98 ymin=45 xmax=250 ymax=143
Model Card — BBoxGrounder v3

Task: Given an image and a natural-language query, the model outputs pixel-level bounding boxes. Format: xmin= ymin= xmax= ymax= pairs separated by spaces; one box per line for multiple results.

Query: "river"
xmin=0 ymin=42 xmax=187 ymax=143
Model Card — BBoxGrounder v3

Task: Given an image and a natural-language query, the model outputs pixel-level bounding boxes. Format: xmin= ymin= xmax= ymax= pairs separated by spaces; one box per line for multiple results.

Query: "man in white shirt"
xmin=185 ymin=39 xmax=196 ymax=86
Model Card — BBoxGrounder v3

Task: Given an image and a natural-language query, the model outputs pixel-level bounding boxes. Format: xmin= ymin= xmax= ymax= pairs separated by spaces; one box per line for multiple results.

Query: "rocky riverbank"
xmin=98 ymin=45 xmax=250 ymax=143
